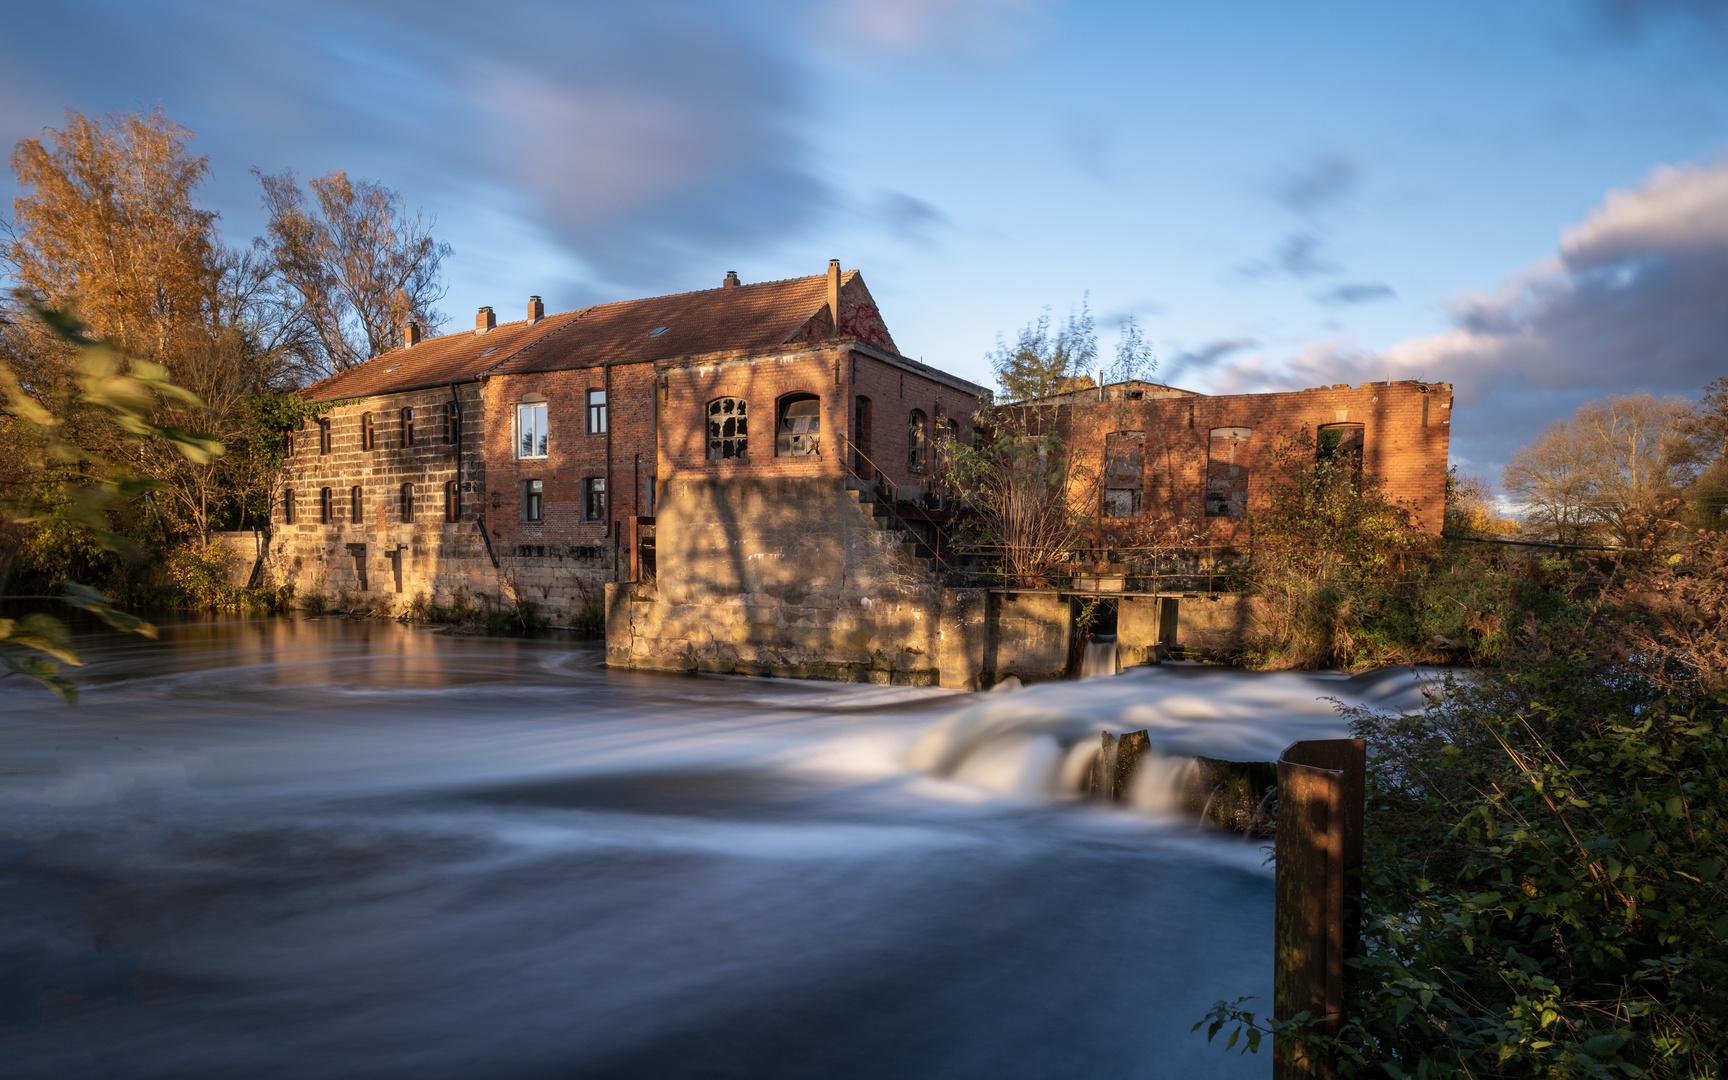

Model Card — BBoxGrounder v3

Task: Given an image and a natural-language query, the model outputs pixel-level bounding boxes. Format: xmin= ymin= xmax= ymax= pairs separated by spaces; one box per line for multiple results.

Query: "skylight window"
xmin=384 ymin=364 xmax=401 ymax=372
xmin=479 ymin=347 xmax=497 ymax=357
xmin=648 ymin=326 xmax=669 ymax=337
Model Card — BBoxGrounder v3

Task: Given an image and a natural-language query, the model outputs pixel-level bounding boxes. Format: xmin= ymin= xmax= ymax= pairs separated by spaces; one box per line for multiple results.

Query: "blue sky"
xmin=5 ymin=0 xmax=1728 ymax=482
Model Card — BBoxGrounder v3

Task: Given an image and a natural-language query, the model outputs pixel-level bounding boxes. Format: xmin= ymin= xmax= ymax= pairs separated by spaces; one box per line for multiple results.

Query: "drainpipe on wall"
xmin=604 ymin=361 xmax=614 ymax=553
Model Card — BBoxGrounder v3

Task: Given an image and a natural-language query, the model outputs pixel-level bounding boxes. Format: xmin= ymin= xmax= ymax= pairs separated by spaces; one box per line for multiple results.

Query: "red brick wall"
xmin=1056 ymin=380 xmax=1453 ymax=537
xmin=482 ymin=362 xmax=657 ymax=548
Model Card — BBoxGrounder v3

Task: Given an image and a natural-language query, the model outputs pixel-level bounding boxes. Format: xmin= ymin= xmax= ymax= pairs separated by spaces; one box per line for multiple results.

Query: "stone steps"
xmin=845 ymin=482 xmax=939 ymax=575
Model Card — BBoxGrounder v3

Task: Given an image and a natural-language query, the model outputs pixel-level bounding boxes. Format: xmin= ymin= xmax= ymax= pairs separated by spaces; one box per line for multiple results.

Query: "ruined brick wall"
xmin=270 ymin=383 xmax=497 ymax=606
xmin=1057 ymin=380 xmax=1453 ymax=540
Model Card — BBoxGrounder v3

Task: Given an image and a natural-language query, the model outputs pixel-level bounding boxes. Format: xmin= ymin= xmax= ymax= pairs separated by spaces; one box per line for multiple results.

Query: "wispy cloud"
xmin=1275 ymin=152 xmax=1361 ymax=219
xmin=1316 ymin=282 xmax=1395 ymax=305
xmin=1208 ymin=158 xmax=1728 ymax=472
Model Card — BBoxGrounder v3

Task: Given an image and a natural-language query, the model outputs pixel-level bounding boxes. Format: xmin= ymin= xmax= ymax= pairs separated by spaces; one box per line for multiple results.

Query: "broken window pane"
xmin=777 ymin=394 xmax=820 ymax=457
xmin=1103 ymin=430 xmax=1145 ymax=519
xmin=708 ymin=397 xmax=747 ymax=460
xmin=1205 ymin=427 xmax=1253 ymax=518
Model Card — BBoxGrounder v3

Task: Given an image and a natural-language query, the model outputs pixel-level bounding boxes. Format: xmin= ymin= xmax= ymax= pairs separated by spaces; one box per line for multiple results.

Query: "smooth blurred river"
xmin=0 ymin=616 xmax=1428 ymax=1079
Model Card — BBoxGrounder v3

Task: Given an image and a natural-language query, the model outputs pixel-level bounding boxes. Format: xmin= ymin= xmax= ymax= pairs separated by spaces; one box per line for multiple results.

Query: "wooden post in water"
xmin=1273 ymin=738 xmax=1365 ymax=1080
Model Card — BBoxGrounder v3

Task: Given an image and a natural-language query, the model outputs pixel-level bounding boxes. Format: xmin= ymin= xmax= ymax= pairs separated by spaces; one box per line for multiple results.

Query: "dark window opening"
xmin=284 ymin=429 xmax=295 ymax=456
xmin=853 ymin=396 xmax=872 ymax=473
xmin=707 ymin=397 xmax=747 ymax=460
xmin=776 ymin=393 xmax=820 ymax=457
xmin=318 ymin=418 xmax=332 ymax=455
xmin=320 ymin=487 xmax=333 ymax=524
xmin=1317 ymin=422 xmax=1365 ymax=480
xmin=402 ymin=407 xmax=416 ymax=446
xmin=1103 ymin=430 xmax=1145 ymax=519
xmin=361 ymin=412 xmax=376 ymax=451
xmin=1205 ymin=427 xmax=1253 ymax=518
xmin=587 ymin=389 xmax=608 ymax=435
xmin=400 ymin=483 xmax=415 ymax=523
xmin=447 ymin=401 xmax=461 ymax=445
xmin=523 ymin=479 xmax=543 ymax=523
xmin=350 ymin=485 xmax=363 ymax=524
xmin=284 ymin=489 xmax=296 ymax=525
xmin=444 ymin=481 xmax=460 ymax=522
xmin=583 ymin=477 xmax=607 ymax=522
xmin=908 ymin=409 xmax=928 ymax=470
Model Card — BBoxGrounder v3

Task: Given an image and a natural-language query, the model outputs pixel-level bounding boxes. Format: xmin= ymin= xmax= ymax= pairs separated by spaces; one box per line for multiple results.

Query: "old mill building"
xmin=272 ymin=262 xmax=1452 ymax=687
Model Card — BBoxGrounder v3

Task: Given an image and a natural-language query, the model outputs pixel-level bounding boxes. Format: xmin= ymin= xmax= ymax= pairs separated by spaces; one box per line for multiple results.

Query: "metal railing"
xmin=838 ymin=433 xmax=957 ymax=577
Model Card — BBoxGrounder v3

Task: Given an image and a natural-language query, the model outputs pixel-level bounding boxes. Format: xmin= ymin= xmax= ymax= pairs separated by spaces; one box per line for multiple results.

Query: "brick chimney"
xmin=476 ymin=306 xmax=495 ymax=334
xmin=723 ymin=270 xmax=740 ymax=288
xmin=404 ymin=320 xmax=421 ymax=348
xmin=826 ymin=259 xmax=841 ymax=339
xmin=527 ymin=295 xmax=544 ymax=324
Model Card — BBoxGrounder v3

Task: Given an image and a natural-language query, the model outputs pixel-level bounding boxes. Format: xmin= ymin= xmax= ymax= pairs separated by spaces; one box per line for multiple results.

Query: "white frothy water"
xmin=907 ymin=662 xmax=1433 ymax=815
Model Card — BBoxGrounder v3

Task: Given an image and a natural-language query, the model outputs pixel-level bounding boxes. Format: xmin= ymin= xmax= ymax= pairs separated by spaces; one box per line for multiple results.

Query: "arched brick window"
xmin=350 ymin=485 xmax=363 ymax=524
xmin=444 ymin=481 xmax=460 ymax=522
xmin=320 ymin=487 xmax=333 ymax=524
xmin=400 ymin=483 xmax=415 ymax=523
xmin=402 ymin=407 xmax=415 ymax=447
xmin=908 ymin=409 xmax=928 ymax=470
xmin=776 ymin=393 xmax=820 ymax=457
xmin=361 ymin=412 xmax=376 ymax=451
xmin=707 ymin=397 xmax=747 ymax=460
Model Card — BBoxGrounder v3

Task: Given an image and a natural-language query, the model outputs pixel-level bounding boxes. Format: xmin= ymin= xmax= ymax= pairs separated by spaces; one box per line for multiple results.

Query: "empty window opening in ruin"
xmin=446 ymin=401 xmax=460 ymax=445
xmin=583 ymin=477 xmax=607 ymax=522
xmin=284 ymin=489 xmax=296 ymax=525
xmin=777 ymin=393 xmax=820 ymax=457
xmin=587 ymin=389 xmax=608 ymax=435
xmin=518 ymin=402 xmax=548 ymax=458
xmin=320 ymin=487 xmax=333 ymax=524
xmin=1103 ymin=430 xmax=1145 ymax=519
xmin=400 ymin=483 xmax=415 ymax=523
xmin=319 ymin=418 xmax=332 ymax=455
xmin=284 ymin=428 xmax=295 ymax=456
xmin=361 ymin=412 xmax=376 ymax=451
xmin=402 ymin=407 xmax=416 ymax=446
xmin=349 ymin=486 xmax=363 ymax=524
xmin=1205 ymin=427 xmax=1253 ymax=518
xmin=1317 ymin=422 xmax=1365 ymax=480
xmin=708 ymin=397 xmax=747 ymax=460
xmin=523 ymin=479 xmax=543 ymax=523
xmin=444 ymin=480 xmax=460 ymax=522
xmin=908 ymin=408 xmax=928 ymax=470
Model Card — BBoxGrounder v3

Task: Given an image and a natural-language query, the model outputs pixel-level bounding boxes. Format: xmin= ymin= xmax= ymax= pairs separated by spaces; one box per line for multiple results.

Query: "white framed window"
xmin=587 ymin=389 xmax=608 ymax=434
xmin=517 ymin=403 xmax=548 ymax=459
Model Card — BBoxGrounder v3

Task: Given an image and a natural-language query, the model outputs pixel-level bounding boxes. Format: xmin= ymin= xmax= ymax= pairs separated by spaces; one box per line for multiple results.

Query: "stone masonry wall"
xmin=270 ymin=383 xmax=500 ymax=608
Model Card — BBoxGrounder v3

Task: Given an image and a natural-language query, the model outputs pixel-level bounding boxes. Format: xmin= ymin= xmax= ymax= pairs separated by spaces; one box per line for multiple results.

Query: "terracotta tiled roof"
xmin=300 ymin=314 xmax=575 ymax=402
xmin=302 ymin=270 xmax=865 ymax=401
xmin=489 ymin=271 xmax=845 ymax=376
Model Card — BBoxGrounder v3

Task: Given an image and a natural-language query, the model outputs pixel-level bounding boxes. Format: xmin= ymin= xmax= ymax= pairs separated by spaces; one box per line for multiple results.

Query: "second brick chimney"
xmin=723 ymin=270 xmax=740 ymax=288
xmin=476 ymin=306 xmax=495 ymax=334
xmin=826 ymin=259 xmax=841 ymax=338
xmin=527 ymin=296 xmax=543 ymax=324
xmin=404 ymin=321 xmax=421 ymax=348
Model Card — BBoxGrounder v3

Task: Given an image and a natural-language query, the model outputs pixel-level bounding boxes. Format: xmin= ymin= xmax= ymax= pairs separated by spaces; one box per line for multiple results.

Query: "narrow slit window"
xmin=447 ymin=401 xmax=461 ymax=445
xmin=523 ymin=479 xmax=543 ymax=523
xmin=361 ymin=412 xmax=376 ymax=451
xmin=908 ymin=409 xmax=928 ymax=470
xmin=284 ymin=489 xmax=296 ymax=525
xmin=349 ymin=486 xmax=363 ymax=524
xmin=444 ymin=481 xmax=460 ymax=522
xmin=319 ymin=418 xmax=332 ymax=455
xmin=707 ymin=397 xmax=747 ymax=460
xmin=400 ymin=483 xmax=415 ymax=523
xmin=402 ymin=407 xmax=416 ymax=447
xmin=853 ymin=396 xmax=872 ymax=473
xmin=776 ymin=394 xmax=820 ymax=457
xmin=320 ymin=487 xmax=333 ymax=524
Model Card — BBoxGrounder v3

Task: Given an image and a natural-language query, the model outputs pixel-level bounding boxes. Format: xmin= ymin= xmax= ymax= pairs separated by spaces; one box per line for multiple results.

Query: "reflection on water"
xmin=0 ymin=617 xmax=1427 ymax=1079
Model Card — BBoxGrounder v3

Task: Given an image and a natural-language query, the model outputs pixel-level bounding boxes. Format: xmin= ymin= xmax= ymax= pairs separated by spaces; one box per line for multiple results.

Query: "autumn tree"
xmin=257 ymin=169 xmax=451 ymax=375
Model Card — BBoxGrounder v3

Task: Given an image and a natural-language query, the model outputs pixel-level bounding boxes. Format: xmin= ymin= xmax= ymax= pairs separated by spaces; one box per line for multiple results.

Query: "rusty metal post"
xmin=1274 ymin=738 xmax=1365 ymax=1080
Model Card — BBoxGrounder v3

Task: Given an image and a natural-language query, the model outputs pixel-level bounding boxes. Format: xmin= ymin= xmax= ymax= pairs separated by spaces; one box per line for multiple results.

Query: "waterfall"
xmin=1079 ymin=634 xmax=1118 ymax=679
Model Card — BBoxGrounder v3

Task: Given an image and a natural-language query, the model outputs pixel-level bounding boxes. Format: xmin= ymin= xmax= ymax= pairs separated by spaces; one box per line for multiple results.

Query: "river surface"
xmin=0 ymin=617 xmax=1429 ymax=1079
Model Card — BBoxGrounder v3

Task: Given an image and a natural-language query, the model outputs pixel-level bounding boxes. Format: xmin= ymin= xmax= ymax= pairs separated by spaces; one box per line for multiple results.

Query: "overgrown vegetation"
xmin=1203 ymin=526 xmax=1728 ymax=1075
